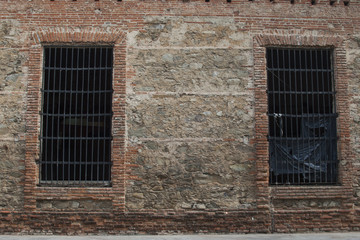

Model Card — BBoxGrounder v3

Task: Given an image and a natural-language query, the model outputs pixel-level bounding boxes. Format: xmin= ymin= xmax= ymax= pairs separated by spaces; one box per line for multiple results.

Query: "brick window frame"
xmin=25 ymin=28 xmax=126 ymax=211
xmin=253 ymin=34 xmax=353 ymax=205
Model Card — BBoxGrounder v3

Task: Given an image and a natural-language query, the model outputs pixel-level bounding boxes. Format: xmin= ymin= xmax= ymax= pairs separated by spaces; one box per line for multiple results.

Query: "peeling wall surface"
xmin=0 ymin=0 xmax=360 ymax=234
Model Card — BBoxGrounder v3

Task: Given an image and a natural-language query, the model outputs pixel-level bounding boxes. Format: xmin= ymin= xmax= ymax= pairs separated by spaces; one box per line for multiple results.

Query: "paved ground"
xmin=0 ymin=233 xmax=360 ymax=240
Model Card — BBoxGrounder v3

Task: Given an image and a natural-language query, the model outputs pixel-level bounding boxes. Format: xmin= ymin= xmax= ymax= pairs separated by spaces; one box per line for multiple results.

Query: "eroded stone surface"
xmin=0 ymin=49 xmax=26 ymax=92
xmin=127 ymin=94 xmax=254 ymax=139
xmin=129 ymin=16 xmax=252 ymax=48
xmin=273 ymin=199 xmax=341 ymax=209
xmin=348 ymin=37 xmax=360 ymax=207
xmin=126 ymin=17 xmax=256 ymax=211
xmin=0 ymin=19 xmax=26 ymax=47
xmin=129 ymin=48 xmax=252 ymax=93
xmin=37 ymin=200 xmax=113 ymax=211
xmin=0 ymin=141 xmax=25 ymax=210
xmin=126 ymin=141 xmax=256 ymax=210
xmin=0 ymin=94 xmax=26 ymax=137
xmin=0 ymin=19 xmax=27 ymax=211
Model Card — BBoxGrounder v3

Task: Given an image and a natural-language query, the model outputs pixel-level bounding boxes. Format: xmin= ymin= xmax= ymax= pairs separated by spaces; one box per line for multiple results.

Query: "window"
xmin=40 ymin=47 xmax=113 ymax=185
xmin=267 ymin=48 xmax=337 ymax=185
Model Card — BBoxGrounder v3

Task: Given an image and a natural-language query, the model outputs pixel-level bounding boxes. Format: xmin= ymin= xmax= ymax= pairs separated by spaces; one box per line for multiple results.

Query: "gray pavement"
xmin=0 ymin=233 xmax=360 ymax=240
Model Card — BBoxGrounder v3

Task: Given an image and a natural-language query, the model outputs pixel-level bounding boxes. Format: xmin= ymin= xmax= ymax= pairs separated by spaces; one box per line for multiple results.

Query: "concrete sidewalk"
xmin=0 ymin=233 xmax=360 ymax=240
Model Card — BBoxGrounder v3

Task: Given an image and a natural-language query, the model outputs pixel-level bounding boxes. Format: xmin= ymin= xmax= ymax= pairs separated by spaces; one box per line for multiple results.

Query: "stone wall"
xmin=348 ymin=35 xmax=360 ymax=207
xmin=0 ymin=19 xmax=27 ymax=210
xmin=0 ymin=0 xmax=359 ymax=234
xmin=125 ymin=16 xmax=255 ymax=210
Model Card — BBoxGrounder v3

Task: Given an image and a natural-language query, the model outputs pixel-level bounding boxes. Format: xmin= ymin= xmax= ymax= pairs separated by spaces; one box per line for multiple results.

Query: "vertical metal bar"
xmin=293 ymin=49 xmax=300 ymax=183
xmin=309 ymin=49 xmax=314 ymax=183
xmin=314 ymin=49 xmax=321 ymax=183
xmin=44 ymin=48 xmax=52 ymax=182
xmin=75 ymin=48 xmax=80 ymax=183
xmin=50 ymin=48 xmax=57 ymax=184
xmin=319 ymin=49 xmax=329 ymax=183
xmin=325 ymin=49 xmax=331 ymax=183
xmin=97 ymin=48 xmax=102 ymax=182
xmin=85 ymin=48 xmax=91 ymax=182
xmin=320 ymin=49 xmax=326 ymax=183
xmin=318 ymin=49 xmax=327 ymax=182
xmin=91 ymin=48 xmax=97 ymax=181
xmin=269 ymin=49 xmax=275 ymax=184
xmin=103 ymin=48 xmax=108 ymax=183
xmin=70 ymin=48 xmax=80 ymax=182
xmin=288 ymin=49 xmax=295 ymax=183
xmin=68 ymin=47 xmax=73 ymax=183
xmin=272 ymin=48 xmax=278 ymax=184
xmin=330 ymin=49 xmax=337 ymax=183
xmin=330 ymin=49 xmax=335 ymax=183
xmin=63 ymin=48 xmax=69 ymax=182
xmin=276 ymin=48 xmax=283 ymax=184
xmin=311 ymin=50 xmax=314 ymax=182
xmin=267 ymin=49 xmax=271 ymax=184
xmin=281 ymin=49 xmax=289 ymax=183
xmin=299 ymin=49 xmax=306 ymax=183
xmin=56 ymin=48 xmax=63 ymax=183
xmin=306 ymin=49 xmax=313 ymax=183
xmin=79 ymin=48 xmax=85 ymax=183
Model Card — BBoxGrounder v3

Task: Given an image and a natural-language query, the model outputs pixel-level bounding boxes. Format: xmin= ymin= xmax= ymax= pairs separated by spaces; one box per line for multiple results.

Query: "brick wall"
xmin=0 ymin=0 xmax=359 ymax=234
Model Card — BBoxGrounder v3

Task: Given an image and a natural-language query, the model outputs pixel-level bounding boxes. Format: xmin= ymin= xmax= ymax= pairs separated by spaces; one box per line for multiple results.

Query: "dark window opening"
xmin=267 ymin=48 xmax=337 ymax=185
xmin=40 ymin=47 xmax=113 ymax=185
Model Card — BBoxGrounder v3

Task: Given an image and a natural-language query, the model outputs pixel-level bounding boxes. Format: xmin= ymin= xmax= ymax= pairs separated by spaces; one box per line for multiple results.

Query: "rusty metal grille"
xmin=267 ymin=48 xmax=337 ymax=185
xmin=40 ymin=47 xmax=113 ymax=185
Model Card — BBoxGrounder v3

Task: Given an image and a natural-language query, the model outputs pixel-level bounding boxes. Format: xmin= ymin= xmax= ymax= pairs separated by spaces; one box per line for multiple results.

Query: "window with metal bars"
xmin=267 ymin=48 xmax=338 ymax=185
xmin=40 ymin=47 xmax=113 ymax=185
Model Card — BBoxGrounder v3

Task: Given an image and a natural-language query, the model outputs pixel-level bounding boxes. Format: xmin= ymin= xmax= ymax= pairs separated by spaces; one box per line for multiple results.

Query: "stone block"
xmin=0 ymin=19 xmax=26 ymax=47
xmin=0 ymin=141 xmax=25 ymax=210
xmin=0 ymin=93 xmax=25 ymax=137
xmin=0 ymin=49 xmax=26 ymax=91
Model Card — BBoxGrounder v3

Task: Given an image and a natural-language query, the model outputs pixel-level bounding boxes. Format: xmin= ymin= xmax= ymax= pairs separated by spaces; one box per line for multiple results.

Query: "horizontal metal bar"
xmin=268 ymin=136 xmax=338 ymax=141
xmin=268 ymin=91 xmax=336 ymax=95
xmin=39 ymin=161 xmax=112 ymax=165
xmin=40 ymin=113 xmax=113 ymax=117
xmin=271 ymin=182 xmax=338 ymax=186
xmin=44 ymin=46 xmax=113 ymax=49
xmin=41 ymin=136 xmax=112 ymax=140
xmin=44 ymin=67 xmax=113 ymax=71
xmin=267 ymin=68 xmax=332 ymax=72
xmin=268 ymin=113 xmax=337 ymax=118
xmin=38 ymin=181 xmax=112 ymax=186
xmin=41 ymin=89 xmax=113 ymax=94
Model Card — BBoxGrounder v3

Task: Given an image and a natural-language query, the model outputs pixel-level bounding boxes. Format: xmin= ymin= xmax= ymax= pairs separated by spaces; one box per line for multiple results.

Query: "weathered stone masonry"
xmin=0 ymin=0 xmax=360 ymax=234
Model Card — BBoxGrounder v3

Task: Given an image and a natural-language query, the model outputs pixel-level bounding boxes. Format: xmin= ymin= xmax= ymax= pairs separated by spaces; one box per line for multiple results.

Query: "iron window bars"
xmin=267 ymin=48 xmax=338 ymax=185
xmin=40 ymin=47 xmax=113 ymax=185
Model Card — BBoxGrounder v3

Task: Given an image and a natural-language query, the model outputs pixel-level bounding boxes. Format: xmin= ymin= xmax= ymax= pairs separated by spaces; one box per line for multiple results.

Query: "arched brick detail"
xmin=33 ymin=27 xmax=126 ymax=44
xmin=255 ymin=34 xmax=343 ymax=47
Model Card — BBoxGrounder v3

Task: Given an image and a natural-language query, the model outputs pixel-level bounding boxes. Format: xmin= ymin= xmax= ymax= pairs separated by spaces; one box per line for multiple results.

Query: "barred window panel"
xmin=267 ymin=48 xmax=338 ymax=185
xmin=40 ymin=47 xmax=113 ymax=185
